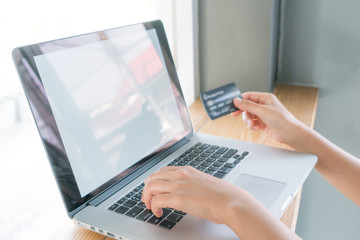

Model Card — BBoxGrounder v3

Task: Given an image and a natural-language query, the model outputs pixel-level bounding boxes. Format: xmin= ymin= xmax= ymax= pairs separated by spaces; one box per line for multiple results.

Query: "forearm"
xmin=289 ymin=124 xmax=360 ymax=205
xmin=224 ymin=192 xmax=300 ymax=240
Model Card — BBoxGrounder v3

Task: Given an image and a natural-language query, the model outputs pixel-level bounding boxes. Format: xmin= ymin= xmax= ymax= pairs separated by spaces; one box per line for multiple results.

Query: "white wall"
xmin=278 ymin=0 xmax=360 ymax=239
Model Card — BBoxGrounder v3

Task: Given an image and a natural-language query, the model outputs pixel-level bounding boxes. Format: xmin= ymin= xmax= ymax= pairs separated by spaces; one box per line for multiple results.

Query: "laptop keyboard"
xmin=107 ymin=142 xmax=249 ymax=230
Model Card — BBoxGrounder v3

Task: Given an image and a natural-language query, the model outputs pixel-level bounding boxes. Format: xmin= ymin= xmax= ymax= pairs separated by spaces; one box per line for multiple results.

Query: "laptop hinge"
xmin=87 ymin=136 xmax=191 ymax=207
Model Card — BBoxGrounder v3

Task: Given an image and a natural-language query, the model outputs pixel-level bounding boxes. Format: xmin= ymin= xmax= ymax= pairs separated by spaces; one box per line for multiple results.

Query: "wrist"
xmin=285 ymin=121 xmax=313 ymax=152
xmin=222 ymin=189 xmax=301 ymax=240
xmin=221 ymin=189 xmax=262 ymax=235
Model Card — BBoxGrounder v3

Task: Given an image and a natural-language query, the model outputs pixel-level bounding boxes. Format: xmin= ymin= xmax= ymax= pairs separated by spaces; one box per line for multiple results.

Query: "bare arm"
xmin=233 ymin=93 xmax=360 ymax=205
xmin=291 ymin=124 xmax=360 ymax=205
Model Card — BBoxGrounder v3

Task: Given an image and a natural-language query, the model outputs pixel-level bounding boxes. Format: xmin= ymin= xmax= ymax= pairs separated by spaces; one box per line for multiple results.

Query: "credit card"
xmin=200 ymin=82 xmax=242 ymax=120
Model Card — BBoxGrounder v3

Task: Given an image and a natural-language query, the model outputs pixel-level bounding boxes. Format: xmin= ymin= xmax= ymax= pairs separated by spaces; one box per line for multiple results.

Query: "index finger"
xmin=242 ymin=92 xmax=271 ymax=104
xmin=158 ymin=166 xmax=181 ymax=172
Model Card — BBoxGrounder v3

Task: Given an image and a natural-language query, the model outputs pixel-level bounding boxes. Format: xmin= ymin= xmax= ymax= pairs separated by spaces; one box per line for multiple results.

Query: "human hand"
xmin=141 ymin=166 xmax=256 ymax=225
xmin=232 ymin=92 xmax=305 ymax=147
xmin=142 ymin=166 xmax=299 ymax=239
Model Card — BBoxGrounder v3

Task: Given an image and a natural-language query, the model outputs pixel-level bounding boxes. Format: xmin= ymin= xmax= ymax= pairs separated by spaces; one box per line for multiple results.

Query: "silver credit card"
xmin=200 ymin=82 xmax=242 ymax=120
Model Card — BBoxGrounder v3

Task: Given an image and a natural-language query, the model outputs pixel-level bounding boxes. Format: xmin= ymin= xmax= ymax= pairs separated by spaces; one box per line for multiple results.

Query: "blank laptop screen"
xmin=32 ymin=24 xmax=190 ymax=197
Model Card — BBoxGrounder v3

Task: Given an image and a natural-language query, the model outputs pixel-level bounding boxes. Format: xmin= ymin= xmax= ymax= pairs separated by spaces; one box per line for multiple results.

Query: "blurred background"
xmin=1 ymin=0 xmax=359 ymax=239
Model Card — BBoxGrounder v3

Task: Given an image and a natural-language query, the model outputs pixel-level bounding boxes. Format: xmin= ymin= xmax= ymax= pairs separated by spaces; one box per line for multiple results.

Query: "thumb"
xmin=233 ymin=97 xmax=263 ymax=116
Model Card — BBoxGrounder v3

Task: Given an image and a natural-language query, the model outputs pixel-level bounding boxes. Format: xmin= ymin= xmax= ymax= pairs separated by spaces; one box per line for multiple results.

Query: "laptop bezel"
xmin=12 ymin=20 xmax=194 ymax=218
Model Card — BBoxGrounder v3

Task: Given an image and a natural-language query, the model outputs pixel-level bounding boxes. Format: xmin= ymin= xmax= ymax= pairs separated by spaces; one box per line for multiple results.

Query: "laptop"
xmin=12 ymin=20 xmax=317 ymax=239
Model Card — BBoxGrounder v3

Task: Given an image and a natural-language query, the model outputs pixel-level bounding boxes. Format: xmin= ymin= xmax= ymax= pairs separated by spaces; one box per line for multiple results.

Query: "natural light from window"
xmin=0 ymin=0 xmax=158 ymax=98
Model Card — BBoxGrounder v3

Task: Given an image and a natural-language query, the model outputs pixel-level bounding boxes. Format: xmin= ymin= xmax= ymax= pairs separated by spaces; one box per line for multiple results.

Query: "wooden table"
xmin=50 ymin=84 xmax=319 ymax=239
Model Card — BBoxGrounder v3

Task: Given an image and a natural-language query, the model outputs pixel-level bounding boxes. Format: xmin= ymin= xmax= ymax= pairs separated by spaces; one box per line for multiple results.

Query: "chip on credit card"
xmin=200 ymin=82 xmax=242 ymax=120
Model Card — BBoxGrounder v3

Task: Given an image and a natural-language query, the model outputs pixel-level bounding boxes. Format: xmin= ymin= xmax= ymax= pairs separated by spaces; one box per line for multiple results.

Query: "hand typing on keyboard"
xmin=142 ymin=165 xmax=300 ymax=239
xmin=142 ymin=165 xmax=250 ymax=224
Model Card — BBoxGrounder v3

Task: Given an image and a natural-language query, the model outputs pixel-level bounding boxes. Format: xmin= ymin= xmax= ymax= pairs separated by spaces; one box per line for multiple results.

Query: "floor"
xmin=0 ymin=122 xmax=68 ymax=240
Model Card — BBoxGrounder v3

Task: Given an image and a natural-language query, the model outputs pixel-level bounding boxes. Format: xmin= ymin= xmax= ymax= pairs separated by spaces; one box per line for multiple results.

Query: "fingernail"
xmin=234 ymin=97 xmax=242 ymax=103
xmin=242 ymin=111 xmax=247 ymax=120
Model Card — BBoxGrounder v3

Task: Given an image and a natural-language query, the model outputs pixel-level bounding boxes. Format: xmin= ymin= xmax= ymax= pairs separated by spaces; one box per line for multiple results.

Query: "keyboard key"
xmin=131 ymin=193 xmax=142 ymax=202
xmin=136 ymin=209 xmax=154 ymax=221
xmin=178 ymin=160 xmax=188 ymax=165
xmin=147 ymin=208 xmax=171 ymax=225
xmin=216 ymin=147 xmax=228 ymax=154
xmin=195 ymin=156 xmax=206 ymax=161
xmin=200 ymin=152 xmax=210 ymax=157
xmin=234 ymin=159 xmax=241 ymax=164
xmin=198 ymin=143 xmax=210 ymax=149
xmin=189 ymin=161 xmax=200 ymax=167
xmin=218 ymin=166 xmax=231 ymax=174
xmin=123 ymin=200 xmax=137 ymax=208
xmin=133 ymin=185 xmax=143 ymax=192
xmin=204 ymin=148 xmax=215 ymax=153
xmin=209 ymin=145 xmax=219 ymax=149
xmin=166 ymin=213 xmax=183 ymax=222
xmin=115 ymin=206 xmax=129 ymax=214
xmin=189 ymin=152 xmax=200 ymax=158
xmin=193 ymin=149 xmax=203 ymax=153
xmin=208 ymin=166 xmax=219 ymax=171
xmin=173 ymin=157 xmax=182 ymax=162
xmin=196 ymin=166 xmax=206 ymax=171
xmin=213 ymin=172 xmax=226 ymax=179
xmin=204 ymin=170 xmax=214 ymax=175
xmin=174 ymin=210 xmax=187 ymax=215
xmin=205 ymin=157 xmax=216 ymax=163
xmin=126 ymin=191 xmax=135 ymax=198
xmin=137 ymin=202 xmax=146 ymax=208
xmin=117 ymin=197 xmax=127 ymax=204
xmin=223 ymin=149 xmax=237 ymax=158
xmin=218 ymin=157 xmax=229 ymax=163
xmin=210 ymin=153 xmax=221 ymax=159
xmin=162 ymin=208 xmax=172 ymax=216
xmin=213 ymin=162 xmax=223 ymax=167
xmin=108 ymin=203 xmax=119 ymax=211
xmin=200 ymin=162 xmax=211 ymax=167
xmin=159 ymin=220 xmax=176 ymax=230
xmin=242 ymin=151 xmax=249 ymax=156
xmin=224 ymin=162 xmax=235 ymax=168
xmin=125 ymin=206 xmax=144 ymax=218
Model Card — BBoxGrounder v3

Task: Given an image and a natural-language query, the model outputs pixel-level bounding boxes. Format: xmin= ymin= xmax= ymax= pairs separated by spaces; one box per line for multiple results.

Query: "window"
xmin=0 ymin=0 xmax=159 ymax=98
xmin=1 ymin=0 xmax=198 ymax=109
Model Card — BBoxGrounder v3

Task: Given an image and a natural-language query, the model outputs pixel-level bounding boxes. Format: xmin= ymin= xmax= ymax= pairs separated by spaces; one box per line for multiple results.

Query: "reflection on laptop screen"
xmin=34 ymin=25 xmax=186 ymax=197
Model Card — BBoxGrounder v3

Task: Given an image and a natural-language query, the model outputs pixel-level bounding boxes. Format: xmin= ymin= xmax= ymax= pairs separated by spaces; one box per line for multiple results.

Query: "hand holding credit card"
xmin=200 ymin=82 xmax=242 ymax=120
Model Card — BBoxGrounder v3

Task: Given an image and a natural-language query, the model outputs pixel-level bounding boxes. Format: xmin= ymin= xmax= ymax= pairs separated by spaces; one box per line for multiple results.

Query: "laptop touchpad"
xmin=233 ymin=174 xmax=286 ymax=209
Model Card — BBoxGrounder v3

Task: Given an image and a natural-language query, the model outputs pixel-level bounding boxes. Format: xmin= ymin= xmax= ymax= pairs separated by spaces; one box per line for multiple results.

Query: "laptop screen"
xmin=12 ymin=21 xmax=193 ymax=214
